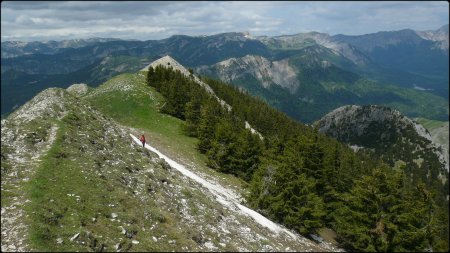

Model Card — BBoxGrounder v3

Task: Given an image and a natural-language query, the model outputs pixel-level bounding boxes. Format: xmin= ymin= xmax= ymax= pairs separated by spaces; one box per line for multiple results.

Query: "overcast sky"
xmin=1 ymin=1 xmax=448 ymax=42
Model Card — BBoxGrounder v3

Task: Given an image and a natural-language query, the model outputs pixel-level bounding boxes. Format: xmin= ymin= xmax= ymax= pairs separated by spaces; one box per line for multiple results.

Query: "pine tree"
xmin=206 ymin=116 xmax=237 ymax=173
xmin=146 ymin=66 xmax=155 ymax=86
xmin=333 ymin=167 xmax=435 ymax=252
xmin=269 ymin=164 xmax=325 ymax=234
xmin=197 ymin=98 xmax=222 ymax=153
xmin=288 ymin=177 xmax=326 ymax=234
xmin=184 ymin=93 xmax=202 ymax=137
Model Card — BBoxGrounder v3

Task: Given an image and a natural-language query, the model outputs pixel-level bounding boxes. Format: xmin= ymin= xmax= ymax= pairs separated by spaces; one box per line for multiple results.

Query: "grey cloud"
xmin=2 ymin=1 xmax=61 ymax=10
xmin=1 ymin=1 xmax=448 ymax=42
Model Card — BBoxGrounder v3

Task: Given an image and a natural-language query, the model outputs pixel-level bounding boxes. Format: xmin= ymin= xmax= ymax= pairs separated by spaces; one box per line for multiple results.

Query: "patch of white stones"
xmin=1 ymin=122 xmax=60 ymax=252
xmin=12 ymin=88 xmax=68 ymax=123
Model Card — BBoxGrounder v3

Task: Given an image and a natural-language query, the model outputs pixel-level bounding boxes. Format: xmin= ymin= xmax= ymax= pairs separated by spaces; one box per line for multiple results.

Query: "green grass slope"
xmin=83 ymin=72 xmax=247 ymax=191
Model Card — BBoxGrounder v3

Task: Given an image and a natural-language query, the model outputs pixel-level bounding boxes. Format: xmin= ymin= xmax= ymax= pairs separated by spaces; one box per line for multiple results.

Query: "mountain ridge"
xmin=1 ymin=38 xmax=125 ymax=58
xmin=1 ymin=64 xmax=340 ymax=251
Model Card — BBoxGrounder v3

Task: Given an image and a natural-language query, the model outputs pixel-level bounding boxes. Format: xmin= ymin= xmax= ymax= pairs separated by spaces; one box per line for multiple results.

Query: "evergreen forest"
xmin=146 ymin=65 xmax=449 ymax=252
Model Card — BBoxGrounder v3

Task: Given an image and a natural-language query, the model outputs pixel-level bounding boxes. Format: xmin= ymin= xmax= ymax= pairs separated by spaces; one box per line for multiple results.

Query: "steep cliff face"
xmin=197 ymin=55 xmax=300 ymax=94
xmin=314 ymin=105 xmax=448 ymax=183
xmin=416 ymin=24 xmax=449 ymax=51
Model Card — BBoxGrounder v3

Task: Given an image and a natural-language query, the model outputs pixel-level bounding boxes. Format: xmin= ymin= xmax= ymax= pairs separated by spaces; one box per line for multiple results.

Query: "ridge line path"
xmin=130 ymin=134 xmax=341 ymax=252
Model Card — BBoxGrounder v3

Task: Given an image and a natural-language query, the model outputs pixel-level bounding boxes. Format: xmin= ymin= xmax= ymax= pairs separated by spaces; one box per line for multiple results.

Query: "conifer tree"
xmin=232 ymin=129 xmax=262 ymax=180
xmin=333 ymin=167 xmax=435 ymax=252
xmin=184 ymin=94 xmax=202 ymax=137
xmin=197 ymin=98 xmax=222 ymax=153
xmin=206 ymin=117 xmax=235 ymax=172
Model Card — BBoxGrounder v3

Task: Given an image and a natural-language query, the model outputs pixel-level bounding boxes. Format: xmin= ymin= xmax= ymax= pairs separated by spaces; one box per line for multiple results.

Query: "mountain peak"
xmin=438 ymin=24 xmax=449 ymax=32
xmin=141 ymin=55 xmax=226 ymax=107
xmin=416 ymin=25 xmax=449 ymax=50
xmin=140 ymin=55 xmax=190 ymax=75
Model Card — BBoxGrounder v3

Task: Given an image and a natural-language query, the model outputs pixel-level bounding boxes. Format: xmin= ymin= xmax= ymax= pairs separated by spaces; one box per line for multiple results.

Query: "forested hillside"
xmin=145 ymin=65 xmax=449 ymax=252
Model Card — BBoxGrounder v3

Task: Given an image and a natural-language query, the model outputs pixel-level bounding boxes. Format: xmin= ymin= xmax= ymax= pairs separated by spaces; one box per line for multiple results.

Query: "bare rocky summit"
xmin=416 ymin=24 xmax=449 ymax=50
xmin=67 ymin=83 xmax=89 ymax=97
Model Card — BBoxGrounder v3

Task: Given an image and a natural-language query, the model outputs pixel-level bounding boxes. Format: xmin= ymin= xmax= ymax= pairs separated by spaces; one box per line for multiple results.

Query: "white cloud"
xmin=1 ymin=1 xmax=448 ymax=41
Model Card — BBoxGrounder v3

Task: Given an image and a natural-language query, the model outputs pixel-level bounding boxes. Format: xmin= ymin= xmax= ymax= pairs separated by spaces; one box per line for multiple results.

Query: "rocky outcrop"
xmin=314 ymin=105 xmax=449 ymax=174
xmin=1 ymin=88 xmax=72 ymax=251
xmin=67 ymin=83 xmax=89 ymax=97
xmin=198 ymin=55 xmax=300 ymax=94
xmin=416 ymin=24 xmax=449 ymax=51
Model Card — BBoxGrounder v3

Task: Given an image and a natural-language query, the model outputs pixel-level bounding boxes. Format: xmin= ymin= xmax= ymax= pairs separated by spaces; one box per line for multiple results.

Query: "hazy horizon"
xmin=2 ymin=23 xmax=449 ymax=43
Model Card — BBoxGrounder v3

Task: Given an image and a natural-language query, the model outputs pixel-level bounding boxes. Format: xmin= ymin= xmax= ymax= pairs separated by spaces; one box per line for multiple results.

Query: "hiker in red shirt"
xmin=139 ymin=134 xmax=146 ymax=148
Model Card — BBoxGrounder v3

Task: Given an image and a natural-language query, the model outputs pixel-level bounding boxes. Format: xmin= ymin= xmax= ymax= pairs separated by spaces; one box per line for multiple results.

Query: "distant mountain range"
xmin=1 ymin=38 xmax=126 ymax=58
xmin=196 ymin=24 xmax=449 ymax=122
xmin=2 ymin=25 xmax=448 ymax=123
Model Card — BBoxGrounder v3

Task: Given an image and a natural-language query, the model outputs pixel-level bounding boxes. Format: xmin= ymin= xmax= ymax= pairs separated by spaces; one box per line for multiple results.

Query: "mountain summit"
xmin=416 ymin=24 xmax=449 ymax=50
xmin=141 ymin=55 xmax=187 ymax=73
